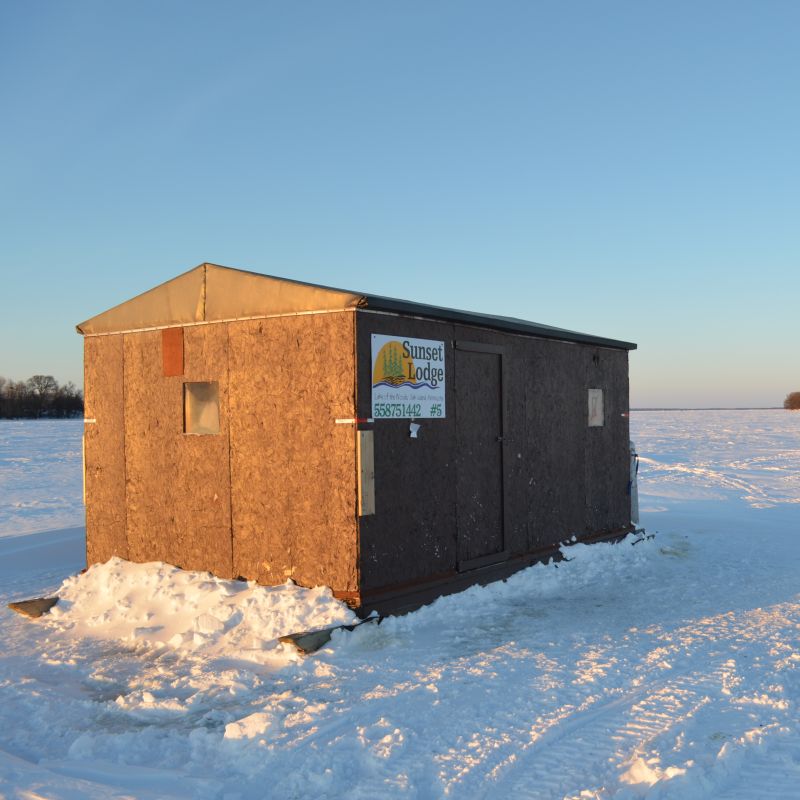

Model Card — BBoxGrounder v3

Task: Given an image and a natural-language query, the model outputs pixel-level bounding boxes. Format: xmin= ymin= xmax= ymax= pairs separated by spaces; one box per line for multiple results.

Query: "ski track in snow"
xmin=1 ymin=410 xmax=800 ymax=798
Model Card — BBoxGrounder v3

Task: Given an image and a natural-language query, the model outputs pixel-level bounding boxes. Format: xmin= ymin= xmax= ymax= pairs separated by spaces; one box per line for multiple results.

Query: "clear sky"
xmin=1 ymin=1 xmax=798 ymax=408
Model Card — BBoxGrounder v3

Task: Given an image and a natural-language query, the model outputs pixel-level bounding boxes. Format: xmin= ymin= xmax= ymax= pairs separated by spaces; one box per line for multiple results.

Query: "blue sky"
xmin=1 ymin=1 xmax=798 ymax=408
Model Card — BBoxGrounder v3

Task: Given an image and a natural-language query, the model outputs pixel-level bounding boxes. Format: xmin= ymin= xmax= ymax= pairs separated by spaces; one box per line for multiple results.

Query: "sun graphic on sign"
xmin=373 ymin=341 xmax=416 ymax=386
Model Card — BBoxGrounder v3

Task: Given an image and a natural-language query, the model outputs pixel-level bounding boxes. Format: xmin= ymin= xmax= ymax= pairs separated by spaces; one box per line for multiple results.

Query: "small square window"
xmin=184 ymin=382 xmax=220 ymax=434
xmin=588 ymin=388 xmax=604 ymax=427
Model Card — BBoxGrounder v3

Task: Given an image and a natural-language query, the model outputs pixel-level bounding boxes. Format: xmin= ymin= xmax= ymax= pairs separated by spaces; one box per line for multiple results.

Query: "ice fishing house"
xmin=77 ymin=263 xmax=637 ymax=614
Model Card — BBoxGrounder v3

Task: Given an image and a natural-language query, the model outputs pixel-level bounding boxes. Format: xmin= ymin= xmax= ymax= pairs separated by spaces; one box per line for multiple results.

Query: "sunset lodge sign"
xmin=371 ymin=334 xmax=446 ymax=418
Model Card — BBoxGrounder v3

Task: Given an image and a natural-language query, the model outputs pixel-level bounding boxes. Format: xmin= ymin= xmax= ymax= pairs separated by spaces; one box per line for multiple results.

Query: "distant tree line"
xmin=0 ymin=375 xmax=83 ymax=418
xmin=785 ymin=392 xmax=800 ymax=410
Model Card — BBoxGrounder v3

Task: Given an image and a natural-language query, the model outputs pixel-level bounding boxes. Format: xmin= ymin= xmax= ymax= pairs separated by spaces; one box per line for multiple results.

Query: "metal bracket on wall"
xmin=357 ymin=430 xmax=375 ymax=516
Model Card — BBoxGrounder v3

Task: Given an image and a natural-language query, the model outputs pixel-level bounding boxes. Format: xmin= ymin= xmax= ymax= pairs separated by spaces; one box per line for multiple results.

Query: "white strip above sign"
xmin=371 ymin=334 xmax=446 ymax=419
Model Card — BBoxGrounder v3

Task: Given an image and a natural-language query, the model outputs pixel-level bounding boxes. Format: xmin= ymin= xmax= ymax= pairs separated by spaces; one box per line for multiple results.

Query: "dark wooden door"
xmin=455 ymin=342 xmax=507 ymax=570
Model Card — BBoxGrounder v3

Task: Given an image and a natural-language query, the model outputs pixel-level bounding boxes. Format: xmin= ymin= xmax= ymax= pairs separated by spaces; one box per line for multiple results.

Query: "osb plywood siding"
xmin=451 ymin=324 xmax=529 ymax=558
xmin=585 ymin=348 xmax=631 ymax=533
xmin=124 ymin=325 xmax=234 ymax=577
xmin=525 ymin=342 xmax=631 ymax=546
xmin=524 ymin=340 xmax=589 ymax=548
xmin=355 ymin=316 xmax=461 ymax=590
xmin=228 ymin=312 xmax=358 ymax=592
xmin=356 ymin=312 xmax=633 ymax=595
xmin=84 ymin=334 xmax=128 ymax=564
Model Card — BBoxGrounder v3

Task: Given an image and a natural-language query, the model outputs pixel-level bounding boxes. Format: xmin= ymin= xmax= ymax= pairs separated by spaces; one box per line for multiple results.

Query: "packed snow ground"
xmin=1 ymin=410 xmax=800 ymax=799
xmin=0 ymin=419 xmax=84 ymax=538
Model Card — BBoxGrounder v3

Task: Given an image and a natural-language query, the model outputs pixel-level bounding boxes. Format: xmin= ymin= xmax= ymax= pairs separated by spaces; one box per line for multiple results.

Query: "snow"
xmin=0 ymin=420 xmax=84 ymax=538
xmin=51 ymin=558 xmax=355 ymax=667
xmin=1 ymin=410 xmax=800 ymax=798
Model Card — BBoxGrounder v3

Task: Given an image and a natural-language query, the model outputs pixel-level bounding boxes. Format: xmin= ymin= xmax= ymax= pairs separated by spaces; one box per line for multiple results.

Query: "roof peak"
xmin=76 ymin=263 xmax=636 ymax=350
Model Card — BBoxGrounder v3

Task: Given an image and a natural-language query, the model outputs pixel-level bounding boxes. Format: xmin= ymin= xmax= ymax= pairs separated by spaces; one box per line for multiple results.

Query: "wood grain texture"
xmin=84 ymin=334 xmax=128 ymax=564
xmin=228 ymin=312 xmax=358 ymax=592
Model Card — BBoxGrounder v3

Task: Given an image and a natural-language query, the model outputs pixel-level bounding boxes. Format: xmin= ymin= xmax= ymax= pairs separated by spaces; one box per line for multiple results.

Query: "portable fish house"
xmin=78 ymin=263 xmax=637 ymax=615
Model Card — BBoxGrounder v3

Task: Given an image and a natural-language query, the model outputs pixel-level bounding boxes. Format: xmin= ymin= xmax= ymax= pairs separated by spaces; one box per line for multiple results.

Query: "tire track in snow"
xmin=476 ymin=667 xmax=722 ymax=799
xmin=425 ymin=599 xmax=800 ymax=799
xmin=639 ymin=458 xmax=773 ymax=506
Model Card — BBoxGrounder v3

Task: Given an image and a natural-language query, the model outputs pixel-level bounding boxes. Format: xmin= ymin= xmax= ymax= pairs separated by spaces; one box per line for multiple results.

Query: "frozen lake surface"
xmin=0 ymin=419 xmax=84 ymax=538
xmin=1 ymin=410 xmax=799 ymax=799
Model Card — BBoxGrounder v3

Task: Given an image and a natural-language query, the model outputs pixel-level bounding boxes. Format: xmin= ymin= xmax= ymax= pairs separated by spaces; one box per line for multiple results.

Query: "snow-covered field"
xmin=1 ymin=410 xmax=799 ymax=799
xmin=0 ymin=420 xmax=84 ymax=539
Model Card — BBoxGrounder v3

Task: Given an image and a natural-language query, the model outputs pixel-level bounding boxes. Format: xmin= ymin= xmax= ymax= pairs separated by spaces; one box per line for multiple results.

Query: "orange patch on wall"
xmin=162 ymin=327 xmax=184 ymax=376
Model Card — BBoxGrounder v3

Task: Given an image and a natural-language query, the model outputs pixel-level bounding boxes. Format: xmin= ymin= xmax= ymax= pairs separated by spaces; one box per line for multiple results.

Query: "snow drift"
xmin=48 ymin=557 xmax=357 ymax=666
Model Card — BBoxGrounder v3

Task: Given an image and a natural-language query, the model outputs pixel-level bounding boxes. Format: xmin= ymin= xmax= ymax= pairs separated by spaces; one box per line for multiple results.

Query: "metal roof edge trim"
xmin=358 ymin=296 xmax=637 ymax=351
xmin=78 ymin=307 xmax=358 ymax=337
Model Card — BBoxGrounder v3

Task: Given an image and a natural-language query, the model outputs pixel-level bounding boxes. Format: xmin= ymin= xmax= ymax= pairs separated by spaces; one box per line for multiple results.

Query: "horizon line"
xmin=632 ymin=406 xmax=784 ymax=411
